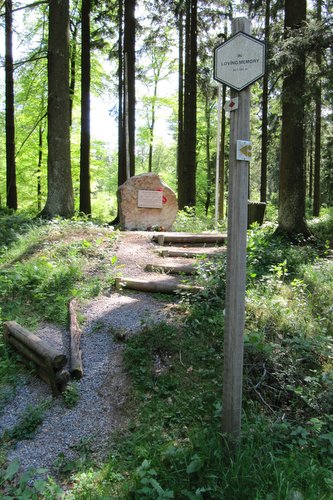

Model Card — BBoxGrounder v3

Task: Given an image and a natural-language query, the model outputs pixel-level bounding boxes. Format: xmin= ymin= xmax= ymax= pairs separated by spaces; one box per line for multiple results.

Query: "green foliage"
xmin=0 ymin=215 xmax=118 ymax=326
xmin=4 ymin=400 xmax=51 ymax=443
xmin=173 ymin=208 xmax=226 ymax=233
xmin=88 ymin=216 xmax=333 ymax=499
xmin=0 ymin=458 xmax=62 ymax=499
xmin=62 ymin=381 xmax=80 ymax=409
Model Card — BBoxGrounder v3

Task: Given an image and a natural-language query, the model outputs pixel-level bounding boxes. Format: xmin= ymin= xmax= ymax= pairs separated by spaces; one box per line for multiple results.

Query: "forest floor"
xmin=0 ymin=230 xmax=223 ymax=483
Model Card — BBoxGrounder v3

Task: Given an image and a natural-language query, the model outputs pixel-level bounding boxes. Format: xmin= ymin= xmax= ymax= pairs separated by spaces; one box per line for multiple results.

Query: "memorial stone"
xmin=117 ymin=173 xmax=178 ymax=230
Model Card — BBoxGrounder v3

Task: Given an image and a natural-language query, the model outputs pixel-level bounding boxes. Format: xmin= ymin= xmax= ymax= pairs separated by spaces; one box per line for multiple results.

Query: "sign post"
xmin=213 ymin=18 xmax=265 ymax=442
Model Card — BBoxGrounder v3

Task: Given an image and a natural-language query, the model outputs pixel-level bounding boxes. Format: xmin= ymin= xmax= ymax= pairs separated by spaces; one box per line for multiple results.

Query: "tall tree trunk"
xmin=313 ymin=0 xmax=322 ymax=216
xmin=69 ymin=19 xmax=79 ymax=127
xmin=5 ymin=0 xmax=17 ymax=210
xmin=179 ymin=0 xmax=197 ymax=209
xmin=148 ymin=81 xmax=157 ymax=173
xmin=204 ymin=91 xmax=211 ymax=216
xmin=218 ymin=83 xmax=226 ymax=219
xmin=260 ymin=0 xmax=270 ymax=204
xmin=309 ymin=119 xmax=313 ymax=199
xmin=118 ymin=0 xmax=127 ymax=187
xmin=277 ymin=0 xmax=310 ymax=237
xmin=40 ymin=0 xmax=74 ymax=218
xmin=124 ymin=0 xmax=135 ymax=178
xmin=177 ymin=5 xmax=184 ymax=204
xmin=37 ymin=124 xmax=44 ymax=212
xmin=79 ymin=0 xmax=91 ymax=215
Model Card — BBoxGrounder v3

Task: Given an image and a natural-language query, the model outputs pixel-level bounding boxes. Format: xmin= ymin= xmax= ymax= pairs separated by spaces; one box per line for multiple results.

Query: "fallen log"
xmin=153 ymin=233 xmax=227 ymax=246
xmin=69 ymin=298 xmax=83 ymax=379
xmin=3 ymin=321 xmax=69 ymax=396
xmin=115 ymin=277 xmax=203 ymax=294
xmin=3 ymin=321 xmax=67 ymax=369
xmin=145 ymin=263 xmax=196 ymax=275
xmin=158 ymin=249 xmax=226 ymax=258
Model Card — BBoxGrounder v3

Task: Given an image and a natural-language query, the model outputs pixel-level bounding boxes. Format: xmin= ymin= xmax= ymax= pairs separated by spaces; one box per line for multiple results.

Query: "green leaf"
xmin=5 ymin=459 xmax=20 ymax=480
xmin=186 ymin=455 xmax=203 ymax=474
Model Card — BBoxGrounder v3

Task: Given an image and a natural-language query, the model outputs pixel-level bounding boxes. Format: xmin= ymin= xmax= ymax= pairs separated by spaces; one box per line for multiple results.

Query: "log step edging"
xmin=115 ymin=277 xmax=203 ymax=294
xmin=145 ymin=263 xmax=196 ymax=275
xmin=153 ymin=233 xmax=227 ymax=246
xmin=158 ymin=249 xmax=226 ymax=258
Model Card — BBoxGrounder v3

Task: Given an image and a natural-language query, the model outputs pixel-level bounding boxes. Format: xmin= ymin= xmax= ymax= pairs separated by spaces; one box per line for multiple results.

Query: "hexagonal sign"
xmin=214 ymin=32 xmax=265 ymax=91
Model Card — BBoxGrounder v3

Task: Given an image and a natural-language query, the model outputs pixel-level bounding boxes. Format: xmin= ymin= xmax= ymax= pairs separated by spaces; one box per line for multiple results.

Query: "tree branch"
xmin=16 ymin=112 xmax=47 ymax=157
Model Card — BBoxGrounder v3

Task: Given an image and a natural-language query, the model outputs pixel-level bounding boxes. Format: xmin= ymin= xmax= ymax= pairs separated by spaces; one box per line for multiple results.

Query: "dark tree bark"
xmin=37 ymin=124 xmax=44 ymax=212
xmin=260 ymin=0 xmax=270 ymax=204
xmin=40 ymin=0 xmax=74 ymax=218
xmin=177 ymin=4 xmax=184 ymax=201
xmin=277 ymin=0 xmax=310 ymax=237
xmin=218 ymin=83 xmax=226 ymax=220
xmin=124 ymin=0 xmax=135 ymax=178
xmin=69 ymin=18 xmax=79 ymax=127
xmin=5 ymin=0 xmax=17 ymax=210
xmin=117 ymin=0 xmax=127 ymax=188
xmin=313 ymin=0 xmax=322 ymax=216
xmin=179 ymin=0 xmax=197 ymax=209
xmin=79 ymin=0 xmax=91 ymax=215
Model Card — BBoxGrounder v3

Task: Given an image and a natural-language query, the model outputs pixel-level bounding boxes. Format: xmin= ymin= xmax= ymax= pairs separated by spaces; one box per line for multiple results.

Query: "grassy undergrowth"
xmin=0 ymin=210 xmax=332 ymax=498
xmin=75 ymin=218 xmax=332 ymax=499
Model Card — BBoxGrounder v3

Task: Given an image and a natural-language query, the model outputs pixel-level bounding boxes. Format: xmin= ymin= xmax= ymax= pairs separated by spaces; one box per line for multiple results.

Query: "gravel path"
xmin=0 ymin=232 xmax=184 ymax=478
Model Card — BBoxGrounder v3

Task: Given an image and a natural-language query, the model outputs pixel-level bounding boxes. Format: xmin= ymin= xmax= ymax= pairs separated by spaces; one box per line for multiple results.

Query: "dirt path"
xmin=0 ymin=231 xmax=191 ymax=478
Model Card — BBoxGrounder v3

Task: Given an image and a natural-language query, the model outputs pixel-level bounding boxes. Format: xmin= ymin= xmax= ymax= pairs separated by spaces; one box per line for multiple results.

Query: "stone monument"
xmin=117 ymin=173 xmax=178 ymax=231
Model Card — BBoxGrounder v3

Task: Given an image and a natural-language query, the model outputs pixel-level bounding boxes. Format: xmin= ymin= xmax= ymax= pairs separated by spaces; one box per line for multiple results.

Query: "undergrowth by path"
xmin=0 ymin=210 xmax=332 ymax=498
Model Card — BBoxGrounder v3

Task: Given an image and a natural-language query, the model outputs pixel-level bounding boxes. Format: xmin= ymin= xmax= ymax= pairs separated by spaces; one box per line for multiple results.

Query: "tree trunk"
xmin=177 ymin=6 xmax=184 ymax=204
xmin=313 ymin=0 xmax=322 ymax=216
xmin=124 ymin=0 xmax=135 ymax=178
xmin=69 ymin=19 xmax=79 ymax=127
xmin=218 ymin=83 xmax=226 ymax=219
xmin=5 ymin=0 xmax=17 ymax=210
xmin=277 ymin=0 xmax=310 ymax=237
xmin=180 ymin=0 xmax=197 ymax=209
xmin=260 ymin=0 xmax=270 ymax=204
xmin=204 ymin=91 xmax=212 ymax=216
xmin=37 ymin=124 xmax=44 ymax=211
xmin=40 ymin=0 xmax=74 ymax=218
xmin=79 ymin=0 xmax=91 ymax=215
xmin=148 ymin=76 xmax=158 ymax=173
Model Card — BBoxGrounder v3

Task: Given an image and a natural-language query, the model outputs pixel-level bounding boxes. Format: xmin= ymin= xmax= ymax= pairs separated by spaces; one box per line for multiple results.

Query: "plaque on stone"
xmin=138 ymin=190 xmax=163 ymax=209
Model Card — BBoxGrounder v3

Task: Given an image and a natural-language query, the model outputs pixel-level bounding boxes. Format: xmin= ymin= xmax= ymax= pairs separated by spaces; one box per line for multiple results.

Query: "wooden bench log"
xmin=115 ymin=277 xmax=203 ymax=294
xmin=69 ymin=299 xmax=83 ymax=380
xmin=145 ymin=263 xmax=196 ymax=275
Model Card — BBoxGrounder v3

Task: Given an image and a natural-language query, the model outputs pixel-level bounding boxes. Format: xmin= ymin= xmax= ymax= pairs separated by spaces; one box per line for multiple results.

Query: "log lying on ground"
xmin=69 ymin=298 xmax=83 ymax=379
xmin=158 ymin=249 xmax=226 ymax=258
xmin=3 ymin=321 xmax=67 ymax=369
xmin=115 ymin=276 xmax=203 ymax=294
xmin=3 ymin=321 xmax=69 ymax=395
xmin=145 ymin=263 xmax=196 ymax=275
xmin=153 ymin=233 xmax=227 ymax=246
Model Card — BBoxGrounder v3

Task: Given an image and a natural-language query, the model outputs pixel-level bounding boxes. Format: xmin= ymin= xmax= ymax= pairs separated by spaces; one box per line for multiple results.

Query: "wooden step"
xmin=153 ymin=233 xmax=227 ymax=246
xmin=115 ymin=277 xmax=203 ymax=294
xmin=158 ymin=248 xmax=226 ymax=258
xmin=145 ymin=263 xmax=196 ymax=275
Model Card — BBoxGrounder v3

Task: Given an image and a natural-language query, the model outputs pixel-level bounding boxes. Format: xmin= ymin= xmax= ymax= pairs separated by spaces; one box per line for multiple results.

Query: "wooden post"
xmin=222 ymin=18 xmax=251 ymax=442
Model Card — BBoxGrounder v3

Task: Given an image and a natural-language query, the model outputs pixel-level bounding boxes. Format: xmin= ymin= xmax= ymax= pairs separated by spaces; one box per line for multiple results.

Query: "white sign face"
xmin=236 ymin=140 xmax=252 ymax=161
xmin=137 ymin=190 xmax=163 ymax=208
xmin=214 ymin=32 xmax=265 ymax=91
